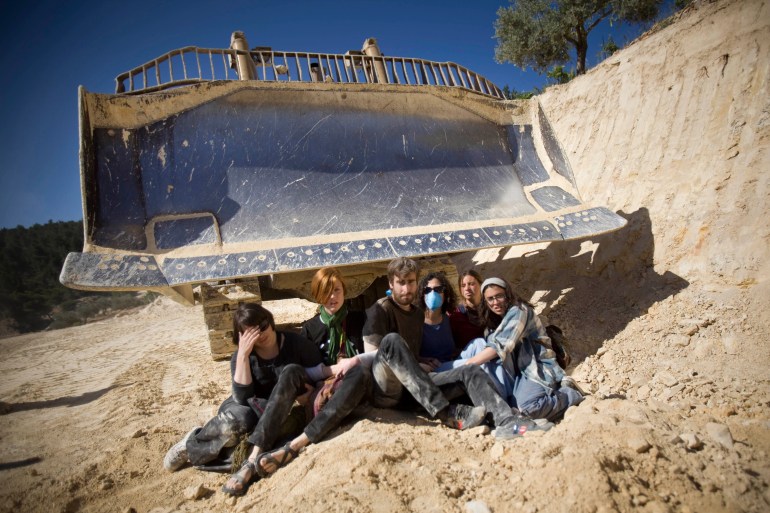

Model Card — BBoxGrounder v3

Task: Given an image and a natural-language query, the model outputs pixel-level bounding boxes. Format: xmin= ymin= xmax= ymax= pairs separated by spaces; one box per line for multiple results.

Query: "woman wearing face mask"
xmin=434 ymin=271 xmax=510 ymax=398
xmin=417 ymin=271 xmax=458 ymax=372
xmin=474 ymin=277 xmax=583 ymax=421
xmin=449 ymin=270 xmax=486 ymax=352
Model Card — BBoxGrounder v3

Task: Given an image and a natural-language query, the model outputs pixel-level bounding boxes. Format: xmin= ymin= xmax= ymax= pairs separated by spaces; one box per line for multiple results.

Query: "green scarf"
xmin=319 ymin=304 xmax=357 ymax=362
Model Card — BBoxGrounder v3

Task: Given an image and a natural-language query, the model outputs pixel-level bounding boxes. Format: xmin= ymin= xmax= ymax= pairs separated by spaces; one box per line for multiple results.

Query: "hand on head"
xmin=238 ymin=325 xmax=262 ymax=356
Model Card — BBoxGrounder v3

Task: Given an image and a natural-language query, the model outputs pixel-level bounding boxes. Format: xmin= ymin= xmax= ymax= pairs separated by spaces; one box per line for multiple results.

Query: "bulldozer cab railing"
xmin=115 ymin=39 xmax=503 ymax=99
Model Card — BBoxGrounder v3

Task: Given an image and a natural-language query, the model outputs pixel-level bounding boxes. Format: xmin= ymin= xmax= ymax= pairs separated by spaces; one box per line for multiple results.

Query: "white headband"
xmin=481 ymin=277 xmax=507 ymax=292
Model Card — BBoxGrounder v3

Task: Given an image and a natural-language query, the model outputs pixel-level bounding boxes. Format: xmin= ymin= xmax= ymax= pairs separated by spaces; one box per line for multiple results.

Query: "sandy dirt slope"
xmin=1 ymin=0 xmax=769 ymax=512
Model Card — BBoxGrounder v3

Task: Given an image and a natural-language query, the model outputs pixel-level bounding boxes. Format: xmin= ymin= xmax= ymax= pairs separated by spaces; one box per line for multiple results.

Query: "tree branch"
xmin=587 ymin=8 xmax=613 ymax=33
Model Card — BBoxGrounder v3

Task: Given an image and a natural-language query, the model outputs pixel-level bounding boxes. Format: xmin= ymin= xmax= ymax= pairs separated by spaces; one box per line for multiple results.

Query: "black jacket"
xmin=299 ymin=311 xmax=366 ymax=364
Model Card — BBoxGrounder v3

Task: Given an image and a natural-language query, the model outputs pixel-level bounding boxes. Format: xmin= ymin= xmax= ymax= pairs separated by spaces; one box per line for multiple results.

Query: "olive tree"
xmin=494 ymin=0 xmax=663 ymax=75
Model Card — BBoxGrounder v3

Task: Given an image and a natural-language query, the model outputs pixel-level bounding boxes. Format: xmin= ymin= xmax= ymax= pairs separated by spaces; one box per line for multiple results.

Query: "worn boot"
xmin=439 ymin=404 xmax=487 ymax=430
xmin=495 ymin=410 xmax=552 ymax=440
xmin=163 ymin=427 xmax=199 ymax=471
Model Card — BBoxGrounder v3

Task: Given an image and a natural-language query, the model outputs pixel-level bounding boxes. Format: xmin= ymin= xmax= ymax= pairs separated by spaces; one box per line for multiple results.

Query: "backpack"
xmin=545 ymin=325 xmax=572 ymax=370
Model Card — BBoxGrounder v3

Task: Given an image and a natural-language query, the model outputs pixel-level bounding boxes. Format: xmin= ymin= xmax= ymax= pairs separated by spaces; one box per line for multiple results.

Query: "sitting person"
xmin=445 ymin=277 xmax=583 ymax=421
xmin=163 ymin=304 xmax=320 ymax=483
xmin=418 ymin=271 xmax=458 ymax=369
xmin=361 ymin=257 xmax=549 ymax=438
xmin=432 ymin=270 xmax=508 ymax=399
xmin=163 ymin=302 xmax=363 ymax=497
xmin=253 ymin=268 xmax=370 ymax=481
xmin=449 ymin=270 xmax=486 ymax=352
xmin=300 ymin=267 xmax=365 ymax=358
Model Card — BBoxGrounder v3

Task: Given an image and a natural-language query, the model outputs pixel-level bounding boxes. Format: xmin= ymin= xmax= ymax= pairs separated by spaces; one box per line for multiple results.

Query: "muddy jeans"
xmin=372 ymin=333 xmax=515 ymax=426
xmin=305 ymin=363 xmax=371 ymax=443
xmin=247 ymin=364 xmax=310 ymax=449
xmin=436 ymin=338 xmax=510 ymax=399
xmin=186 ymin=397 xmax=258 ymax=466
xmin=250 ymin=363 xmax=371 ymax=447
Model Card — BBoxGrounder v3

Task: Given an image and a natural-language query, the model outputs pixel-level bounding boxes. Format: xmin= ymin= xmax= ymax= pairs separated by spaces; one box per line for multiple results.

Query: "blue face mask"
xmin=424 ymin=291 xmax=442 ymax=311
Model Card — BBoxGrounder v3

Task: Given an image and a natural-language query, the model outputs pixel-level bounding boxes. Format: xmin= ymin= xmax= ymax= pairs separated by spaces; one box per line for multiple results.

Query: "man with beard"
xmin=361 ymin=258 xmax=548 ymax=439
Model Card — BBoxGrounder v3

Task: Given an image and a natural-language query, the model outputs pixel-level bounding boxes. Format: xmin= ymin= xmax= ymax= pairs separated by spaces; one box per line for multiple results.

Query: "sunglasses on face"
xmin=485 ymin=293 xmax=507 ymax=305
xmin=423 ymin=285 xmax=445 ymax=295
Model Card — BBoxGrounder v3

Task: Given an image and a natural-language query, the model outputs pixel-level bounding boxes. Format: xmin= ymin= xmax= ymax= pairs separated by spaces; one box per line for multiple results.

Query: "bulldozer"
xmin=60 ymin=32 xmax=626 ymax=359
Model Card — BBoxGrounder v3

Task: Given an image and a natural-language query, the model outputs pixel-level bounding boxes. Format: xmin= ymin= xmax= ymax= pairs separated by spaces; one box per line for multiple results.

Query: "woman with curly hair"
xmin=416 ymin=271 xmax=458 ymax=371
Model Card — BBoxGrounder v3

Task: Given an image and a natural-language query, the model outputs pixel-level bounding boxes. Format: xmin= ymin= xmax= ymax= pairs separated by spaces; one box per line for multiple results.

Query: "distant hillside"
xmin=0 ymin=221 xmax=153 ymax=335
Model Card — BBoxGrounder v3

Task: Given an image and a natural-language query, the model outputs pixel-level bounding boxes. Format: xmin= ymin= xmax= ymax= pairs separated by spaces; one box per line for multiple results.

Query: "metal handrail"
xmin=115 ymin=46 xmax=504 ymax=99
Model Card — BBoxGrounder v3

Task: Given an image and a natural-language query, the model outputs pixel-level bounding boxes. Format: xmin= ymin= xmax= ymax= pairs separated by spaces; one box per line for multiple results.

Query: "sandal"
xmin=256 ymin=443 xmax=299 ymax=476
xmin=221 ymin=459 xmax=258 ymax=496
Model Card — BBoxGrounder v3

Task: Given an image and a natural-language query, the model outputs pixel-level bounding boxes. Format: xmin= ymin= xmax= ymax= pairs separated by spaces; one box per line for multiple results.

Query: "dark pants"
xmin=247 ymin=364 xmax=309 ymax=448
xmin=372 ymin=333 xmax=514 ymax=426
xmin=186 ymin=365 xmax=308 ymax=466
xmin=188 ymin=363 xmax=371 ymax=465
xmin=186 ymin=397 xmax=257 ymax=466
xmin=305 ymin=364 xmax=371 ymax=443
xmin=250 ymin=363 xmax=371 ymax=448
xmin=432 ymin=365 xmax=515 ymax=426
xmin=372 ymin=333 xmax=449 ymax=416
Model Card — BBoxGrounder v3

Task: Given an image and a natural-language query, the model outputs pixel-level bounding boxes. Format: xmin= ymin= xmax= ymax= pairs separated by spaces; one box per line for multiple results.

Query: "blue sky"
xmin=0 ymin=0 xmax=672 ymax=229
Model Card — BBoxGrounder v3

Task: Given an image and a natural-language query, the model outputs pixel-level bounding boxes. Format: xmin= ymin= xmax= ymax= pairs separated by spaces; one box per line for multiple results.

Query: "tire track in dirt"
xmin=0 ymin=299 xmax=213 ymax=513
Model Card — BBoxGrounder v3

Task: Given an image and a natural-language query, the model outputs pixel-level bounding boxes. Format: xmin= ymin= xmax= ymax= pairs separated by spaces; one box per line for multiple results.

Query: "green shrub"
xmin=47 ymin=292 xmax=159 ymax=330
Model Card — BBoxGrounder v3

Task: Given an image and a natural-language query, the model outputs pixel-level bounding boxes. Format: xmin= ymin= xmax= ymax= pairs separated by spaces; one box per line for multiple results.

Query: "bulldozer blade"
xmin=61 ymin=81 xmax=625 ymax=294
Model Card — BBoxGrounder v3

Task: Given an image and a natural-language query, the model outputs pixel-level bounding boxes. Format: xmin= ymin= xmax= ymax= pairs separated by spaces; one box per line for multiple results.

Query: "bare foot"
xmin=257 ymin=444 xmax=299 ymax=475
xmin=222 ymin=459 xmax=257 ymax=496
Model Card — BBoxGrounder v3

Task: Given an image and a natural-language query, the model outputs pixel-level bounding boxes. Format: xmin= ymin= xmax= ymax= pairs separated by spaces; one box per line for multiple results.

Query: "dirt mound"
xmin=1 ymin=1 xmax=768 ymax=512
